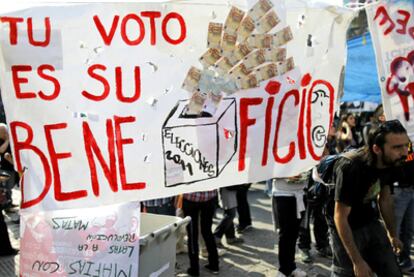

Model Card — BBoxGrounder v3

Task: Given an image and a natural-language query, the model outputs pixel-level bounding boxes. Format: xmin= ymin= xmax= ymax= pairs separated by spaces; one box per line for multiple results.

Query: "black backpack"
xmin=305 ymin=155 xmax=339 ymax=209
xmin=305 ymin=149 xmax=359 ymax=217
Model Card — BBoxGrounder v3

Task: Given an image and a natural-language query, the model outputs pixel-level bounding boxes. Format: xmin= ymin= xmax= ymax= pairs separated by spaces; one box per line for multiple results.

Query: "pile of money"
xmin=182 ymin=0 xmax=295 ymax=115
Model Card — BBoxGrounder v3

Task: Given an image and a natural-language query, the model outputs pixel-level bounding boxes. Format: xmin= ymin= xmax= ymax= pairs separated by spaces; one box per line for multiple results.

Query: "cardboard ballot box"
xmin=162 ymin=98 xmax=237 ymax=187
xmin=139 ymin=213 xmax=191 ymax=277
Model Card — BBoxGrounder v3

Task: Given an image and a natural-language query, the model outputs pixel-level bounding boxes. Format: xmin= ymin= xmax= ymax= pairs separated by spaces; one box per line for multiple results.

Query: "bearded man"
xmin=331 ymin=120 xmax=409 ymax=277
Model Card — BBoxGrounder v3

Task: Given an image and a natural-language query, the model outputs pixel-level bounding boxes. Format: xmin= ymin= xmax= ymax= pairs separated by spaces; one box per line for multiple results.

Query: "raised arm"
xmin=378 ymin=185 xmax=402 ymax=254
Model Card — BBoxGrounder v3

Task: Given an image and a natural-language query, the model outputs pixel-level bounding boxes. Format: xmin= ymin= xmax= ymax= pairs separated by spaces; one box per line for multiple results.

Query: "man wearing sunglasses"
xmin=332 ymin=120 xmax=410 ymax=277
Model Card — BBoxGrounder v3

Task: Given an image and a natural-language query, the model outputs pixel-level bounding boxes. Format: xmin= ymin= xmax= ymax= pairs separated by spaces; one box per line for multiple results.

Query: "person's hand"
xmin=390 ymin=236 xmax=403 ymax=255
xmin=353 ymin=260 xmax=374 ymax=277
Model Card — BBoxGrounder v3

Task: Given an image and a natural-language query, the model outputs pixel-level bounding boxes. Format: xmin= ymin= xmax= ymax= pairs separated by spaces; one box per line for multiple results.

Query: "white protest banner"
xmin=20 ymin=201 xmax=140 ymax=276
xmin=366 ymin=0 xmax=414 ymax=139
xmin=0 ymin=1 xmax=354 ymax=211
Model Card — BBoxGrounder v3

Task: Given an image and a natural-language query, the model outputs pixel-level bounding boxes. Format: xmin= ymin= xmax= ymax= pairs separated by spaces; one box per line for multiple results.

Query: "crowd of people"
xmin=1 ymin=104 xmax=414 ymax=277
xmin=140 ymin=104 xmax=414 ymax=277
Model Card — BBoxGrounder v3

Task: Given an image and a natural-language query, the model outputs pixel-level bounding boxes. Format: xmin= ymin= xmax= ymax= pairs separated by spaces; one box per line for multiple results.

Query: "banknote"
xmin=273 ymin=26 xmax=293 ymax=47
xmin=237 ymin=15 xmax=255 ymax=42
xmin=277 ymin=57 xmax=295 ymax=74
xmin=244 ymin=49 xmax=266 ymax=70
xmin=182 ymin=66 xmax=201 ymax=93
xmin=248 ymin=0 xmax=273 ymax=22
xmin=264 ymin=48 xmax=286 ymax=62
xmin=187 ymin=90 xmax=207 ymax=115
xmin=209 ymin=91 xmax=223 ymax=107
xmin=233 ymin=42 xmax=253 ymax=61
xmin=224 ymin=6 xmax=245 ymax=33
xmin=207 ymin=22 xmax=223 ymax=48
xmin=227 ymin=54 xmax=240 ymax=66
xmin=255 ymin=10 xmax=280 ymax=34
xmin=236 ymin=73 xmax=259 ymax=89
xmin=202 ymin=91 xmax=224 ymax=116
xmin=215 ymin=57 xmax=234 ymax=75
xmin=247 ymin=26 xmax=293 ymax=48
xmin=221 ymin=32 xmax=238 ymax=57
xmin=229 ymin=63 xmax=251 ymax=79
xmin=199 ymin=48 xmax=222 ymax=68
xmin=246 ymin=34 xmax=274 ymax=48
xmin=255 ymin=63 xmax=278 ymax=82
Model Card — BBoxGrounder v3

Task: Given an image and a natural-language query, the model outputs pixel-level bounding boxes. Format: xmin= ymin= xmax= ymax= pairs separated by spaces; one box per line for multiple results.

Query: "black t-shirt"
xmin=333 ymin=150 xmax=391 ymax=229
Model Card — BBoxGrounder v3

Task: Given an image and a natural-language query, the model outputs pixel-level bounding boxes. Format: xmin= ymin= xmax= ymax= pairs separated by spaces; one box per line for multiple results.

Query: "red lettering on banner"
xmin=261 ymin=96 xmax=274 ymax=166
xmin=10 ymin=121 xmax=52 ymax=209
xmin=374 ymin=6 xmax=396 ymax=35
xmin=239 ymin=74 xmax=335 ymax=171
xmin=114 ymin=116 xmax=146 ymax=190
xmin=297 ymin=97 xmax=307 ymax=159
xmin=0 ymin=17 xmax=51 ymax=46
xmin=262 ymin=81 xmax=281 ymax=166
xmin=0 ymin=17 xmax=24 ymax=45
xmin=37 ymin=65 xmax=60 ymax=100
xmin=12 ymin=65 xmax=35 ymax=99
xmin=273 ymin=90 xmax=300 ymax=164
xmin=374 ymin=6 xmax=414 ymax=39
xmin=83 ymin=119 xmax=118 ymax=196
xmin=93 ymin=15 xmax=120 ymax=45
xmin=297 ymin=74 xmax=312 ymax=160
xmin=161 ymin=12 xmax=187 ymax=45
xmin=82 ymin=64 xmax=110 ymax=101
xmin=44 ymin=123 xmax=87 ymax=201
xmin=120 ymin=14 xmax=145 ymax=45
xmin=93 ymin=12 xmax=187 ymax=46
xmin=12 ymin=65 xmax=60 ymax=100
xmin=12 ymin=64 xmax=142 ymax=103
xmin=306 ymin=80 xmax=335 ymax=161
xmin=238 ymin=98 xmax=263 ymax=171
xmin=141 ymin=11 xmax=161 ymax=45
xmin=396 ymin=10 xmax=410 ymax=35
xmin=27 ymin=17 xmax=51 ymax=47
xmin=9 ymin=115 xmax=146 ymax=209
xmin=115 ymin=66 xmax=141 ymax=103
xmin=82 ymin=65 xmax=141 ymax=103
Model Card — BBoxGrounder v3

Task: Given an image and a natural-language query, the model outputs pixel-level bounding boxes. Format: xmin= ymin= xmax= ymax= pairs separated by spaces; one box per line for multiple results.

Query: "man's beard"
xmin=381 ymin=154 xmax=407 ymax=167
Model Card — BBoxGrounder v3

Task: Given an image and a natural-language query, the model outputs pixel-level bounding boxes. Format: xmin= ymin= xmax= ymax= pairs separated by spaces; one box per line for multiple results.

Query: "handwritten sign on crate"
xmin=20 ymin=201 xmax=140 ymax=276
